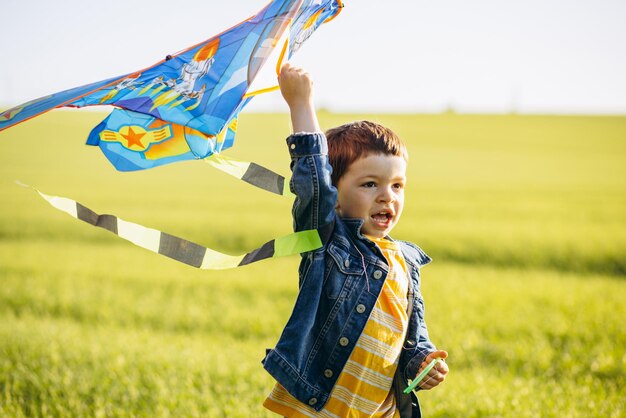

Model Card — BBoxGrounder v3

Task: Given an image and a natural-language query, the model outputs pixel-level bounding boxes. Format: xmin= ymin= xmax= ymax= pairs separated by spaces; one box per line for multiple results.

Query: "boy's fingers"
xmin=278 ymin=64 xmax=297 ymax=82
xmin=420 ymin=350 xmax=448 ymax=370
xmin=279 ymin=62 xmax=292 ymax=74
xmin=417 ymin=350 xmax=449 ymax=390
xmin=279 ymin=65 xmax=310 ymax=86
xmin=418 ymin=368 xmax=445 ymax=389
xmin=435 ymin=360 xmax=449 ymax=375
xmin=429 ymin=350 xmax=448 ymax=360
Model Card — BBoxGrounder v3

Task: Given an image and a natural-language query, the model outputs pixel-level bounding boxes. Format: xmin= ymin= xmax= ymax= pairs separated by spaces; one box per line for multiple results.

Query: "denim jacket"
xmin=262 ymin=133 xmax=436 ymax=417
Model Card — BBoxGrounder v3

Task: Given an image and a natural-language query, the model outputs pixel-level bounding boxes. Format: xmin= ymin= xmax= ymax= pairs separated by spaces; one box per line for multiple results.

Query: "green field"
xmin=0 ymin=111 xmax=624 ymax=417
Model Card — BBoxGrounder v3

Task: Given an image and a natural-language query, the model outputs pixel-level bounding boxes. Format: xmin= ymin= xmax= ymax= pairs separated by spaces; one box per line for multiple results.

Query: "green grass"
xmin=0 ymin=111 xmax=624 ymax=417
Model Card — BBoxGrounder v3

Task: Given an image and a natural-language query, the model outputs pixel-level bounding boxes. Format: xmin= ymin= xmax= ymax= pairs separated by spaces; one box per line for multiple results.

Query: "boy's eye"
xmin=362 ymin=181 xmax=376 ymax=188
xmin=393 ymin=183 xmax=404 ymax=189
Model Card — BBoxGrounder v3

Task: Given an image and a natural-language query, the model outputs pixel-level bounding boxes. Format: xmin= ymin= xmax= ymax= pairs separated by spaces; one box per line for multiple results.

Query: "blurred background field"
xmin=0 ymin=111 xmax=624 ymax=417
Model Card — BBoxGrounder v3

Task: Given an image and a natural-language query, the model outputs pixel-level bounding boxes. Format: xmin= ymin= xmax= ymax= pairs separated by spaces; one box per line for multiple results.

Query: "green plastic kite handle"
xmin=403 ymin=358 xmax=443 ymax=394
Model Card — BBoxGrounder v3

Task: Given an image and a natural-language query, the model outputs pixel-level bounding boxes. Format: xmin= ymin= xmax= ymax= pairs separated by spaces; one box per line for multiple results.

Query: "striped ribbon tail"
xmin=205 ymin=154 xmax=292 ymax=197
xmin=32 ymin=188 xmax=323 ymax=270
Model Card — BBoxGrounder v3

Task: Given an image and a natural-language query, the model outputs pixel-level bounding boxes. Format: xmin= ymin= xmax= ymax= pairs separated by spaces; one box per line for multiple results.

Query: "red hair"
xmin=326 ymin=120 xmax=408 ymax=186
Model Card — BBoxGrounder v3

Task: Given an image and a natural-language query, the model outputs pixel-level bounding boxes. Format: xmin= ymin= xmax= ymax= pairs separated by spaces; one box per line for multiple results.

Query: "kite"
xmin=2 ymin=0 xmax=344 ymax=268
xmin=0 ymin=0 xmax=343 ymax=174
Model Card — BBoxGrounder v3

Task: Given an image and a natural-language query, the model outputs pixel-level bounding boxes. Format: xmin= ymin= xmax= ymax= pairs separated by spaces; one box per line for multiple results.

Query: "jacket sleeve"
xmin=287 ymin=133 xmax=337 ymax=232
xmin=404 ymin=313 xmax=437 ymax=381
xmin=398 ymin=240 xmax=438 ymax=382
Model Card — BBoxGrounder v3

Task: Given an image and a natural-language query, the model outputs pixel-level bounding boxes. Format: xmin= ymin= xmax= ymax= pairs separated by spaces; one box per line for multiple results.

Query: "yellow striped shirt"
xmin=264 ymin=236 xmax=409 ymax=417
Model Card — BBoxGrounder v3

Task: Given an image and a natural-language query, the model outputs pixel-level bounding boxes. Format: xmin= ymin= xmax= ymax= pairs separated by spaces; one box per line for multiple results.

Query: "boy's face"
xmin=335 ymin=153 xmax=406 ymax=238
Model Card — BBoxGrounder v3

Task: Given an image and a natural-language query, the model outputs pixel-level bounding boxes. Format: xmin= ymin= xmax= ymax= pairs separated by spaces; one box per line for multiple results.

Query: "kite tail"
xmin=20 ymin=184 xmax=322 ymax=270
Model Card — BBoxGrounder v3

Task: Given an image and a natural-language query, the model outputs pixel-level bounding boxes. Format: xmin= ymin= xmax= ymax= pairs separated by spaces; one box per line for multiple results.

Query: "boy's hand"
xmin=417 ymin=350 xmax=449 ymax=390
xmin=278 ymin=63 xmax=320 ymax=133
xmin=279 ymin=63 xmax=313 ymax=108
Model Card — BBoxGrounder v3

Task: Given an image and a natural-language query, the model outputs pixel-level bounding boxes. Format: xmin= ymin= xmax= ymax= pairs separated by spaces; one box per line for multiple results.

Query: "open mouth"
xmin=371 ymin=211 xmax=393 ymax=225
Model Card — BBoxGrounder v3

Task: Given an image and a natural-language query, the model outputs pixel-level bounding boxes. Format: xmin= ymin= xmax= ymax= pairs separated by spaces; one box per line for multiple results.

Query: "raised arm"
xmin=278 ymin=64 xmax=336 ymax=232
xmin=278 ymin=63 xmax=321 ymax=133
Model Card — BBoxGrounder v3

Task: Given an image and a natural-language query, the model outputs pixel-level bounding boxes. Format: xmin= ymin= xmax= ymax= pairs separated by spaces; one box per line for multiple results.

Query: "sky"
xmin=1 ymin=0 xmax=625 ymax=114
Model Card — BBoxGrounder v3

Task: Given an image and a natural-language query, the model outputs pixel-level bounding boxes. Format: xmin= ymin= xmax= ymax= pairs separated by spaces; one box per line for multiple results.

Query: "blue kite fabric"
xmin=85 ymin=109 xmax=238 ymax=172
xmin=0 ymin=0 xmax=343 ymax=172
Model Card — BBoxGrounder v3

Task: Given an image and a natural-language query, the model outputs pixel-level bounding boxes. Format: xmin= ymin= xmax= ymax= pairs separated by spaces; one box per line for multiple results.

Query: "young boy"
xmin=262 ymin=64 xmax=448 ymax=417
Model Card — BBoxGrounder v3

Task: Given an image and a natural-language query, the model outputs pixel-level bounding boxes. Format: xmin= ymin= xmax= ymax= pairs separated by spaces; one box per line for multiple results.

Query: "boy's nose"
xmin=377 ymin=187 xmax=395 ymax=203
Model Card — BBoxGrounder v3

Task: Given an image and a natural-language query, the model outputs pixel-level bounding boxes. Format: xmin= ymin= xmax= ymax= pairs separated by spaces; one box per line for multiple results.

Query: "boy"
xmin=262 ymin=64 xmax=448 ymax=417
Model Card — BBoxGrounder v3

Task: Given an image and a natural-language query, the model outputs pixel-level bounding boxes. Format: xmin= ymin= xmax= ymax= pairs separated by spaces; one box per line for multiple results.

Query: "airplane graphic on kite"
xmin=1 ymin=0 xmax=345 ymax=269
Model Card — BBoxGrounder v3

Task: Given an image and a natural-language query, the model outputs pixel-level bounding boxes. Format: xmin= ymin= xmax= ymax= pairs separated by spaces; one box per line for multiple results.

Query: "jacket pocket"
xmin=323 ymin=242 xmax=365 ymax=299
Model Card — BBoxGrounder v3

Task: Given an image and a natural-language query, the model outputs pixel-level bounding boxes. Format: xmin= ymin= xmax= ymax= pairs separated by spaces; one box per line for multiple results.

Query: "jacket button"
xmin=339 ymin=337 xmax=349 ymax=346
xmin=406 ymin=339 xmax=416 ymax=346
xmin=344 ymin=259 xmax=350 ymax=268
xmin=356 ymin=304 xmax=366 ymax=313
xmin=308 ymin=397 xmax=318 ymax=406
xmin=324 ymin=369 xmax=333 ymax=378
xmin=373 ymin=270 xmax=383 ymax=279
xmin=290 ymin=143 xmax=296 ymax=150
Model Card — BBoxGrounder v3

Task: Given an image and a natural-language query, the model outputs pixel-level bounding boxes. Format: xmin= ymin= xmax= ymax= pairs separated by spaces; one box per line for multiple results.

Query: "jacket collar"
xmin=340 ymin=217 xmax=432 ymax=268
xmin=341 ymin=217 xmax=392 ymax=242
xmin=340 ymin=218 xmax=389 ymax=263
